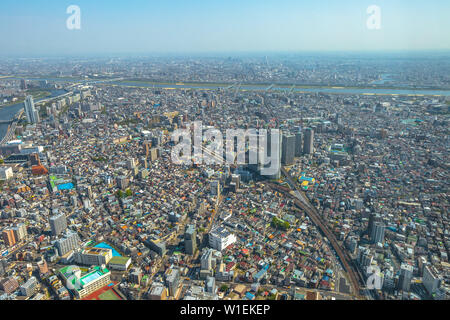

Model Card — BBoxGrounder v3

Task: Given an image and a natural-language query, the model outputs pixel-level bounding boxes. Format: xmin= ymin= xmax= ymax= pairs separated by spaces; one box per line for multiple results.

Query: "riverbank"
xmin=120 ymin=79 xmax=450 ymax=91
xmin=0 ymin=90 xmax=51 ymax=109
xmin=0 ymin=89 xmax=67 ymax=142
xmin=110 ymin=80 xmax=450 ymax=96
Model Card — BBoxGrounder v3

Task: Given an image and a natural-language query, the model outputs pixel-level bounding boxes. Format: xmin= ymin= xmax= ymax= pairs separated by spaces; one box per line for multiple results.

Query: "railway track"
xmin=270 ymin=167 xmax=364 ymax=299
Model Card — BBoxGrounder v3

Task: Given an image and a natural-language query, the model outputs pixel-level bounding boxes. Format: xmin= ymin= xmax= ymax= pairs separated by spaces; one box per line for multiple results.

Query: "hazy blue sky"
xmin=0 ymin=0 xmax=449 ymax=56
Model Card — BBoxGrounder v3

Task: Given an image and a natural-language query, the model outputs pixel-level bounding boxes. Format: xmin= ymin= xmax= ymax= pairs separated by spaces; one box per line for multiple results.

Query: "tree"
xmin=271 ymin=217 xmax=289 ymax=230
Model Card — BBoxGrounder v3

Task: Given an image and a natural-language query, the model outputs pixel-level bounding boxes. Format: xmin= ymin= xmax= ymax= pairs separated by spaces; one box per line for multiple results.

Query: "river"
xmin=0 ymin=89 xmax=67 ymax=141
xmin=1 ymin=79 xmax=449 ymax=141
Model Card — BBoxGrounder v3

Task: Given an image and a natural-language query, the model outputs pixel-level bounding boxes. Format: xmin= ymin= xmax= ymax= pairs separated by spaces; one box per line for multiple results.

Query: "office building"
xmin=129 ymin=268 xmax=143 ymax=285
xmin=151 ymin=136 xmax=161 ymax=147
xmin=209 ymin=227 xmax=236 ymax=251
xmin=206 ymin=276 xmax=216 ymax=293
xmin=295 ymin=132 xmax=303 ymax=157
xmin=184 ymin=224 xmax=197 ymax=255
xmin=145 ymin=239 xmax=166 ymax=256
xmin=2 ymin=229 xmax=16 ymax=247
xmin=231 ymin=174 xmax=240 ymax=190
xmin=20 ymin=276 xmax=38 ymax=297
xmin=368 ymin=213 xmax=381 ymax=236
xmin=126 ymin=158 xmax=136 ymax=170
xmin=398 ymin=263 xmax=414 ymax=292
xmin=0 ymin=259 xmax=7 ymax=276
xmin=370 ymin=222 xmax=385 ymax=244
xmin=0 ymin=167 xmax=13 ymax=180
xmin=260 ymin=130 xmax=282 ymax=179
xmin=55 ymin=231 xmax=80 ymax=256
xmin=303 ymin=128 xmax=314 ymax=154
xmin=116 ymin=176 xmax=129 ymax=190
xmin=148 ymin=283 xmax=168 ymax=300
xmin=37 ymin=259 xmax=49 ymax=275
xmin=281 ymin=133 xmax=295 ymax=165
xmin=165 ymin=268 xmax=180 ymax=297
xmin=357 ymin=246 xmax=373 ymax=268
xmin=20 ymin=79 xmax=27 ymax=90
xmin=423 ymin=265 xmax=442 ymax=296
xmin=150 ymin=148 xmax=158 ymax=161
xmin=201 ymin=249 xmax=213 ymax=271
xmin=210 ymin=180 xmax=220 ymax=196
xmin=12 ymin=223 xmax=27 ymax=242
xmin=49 ymin=212 xmax=67 ymax=236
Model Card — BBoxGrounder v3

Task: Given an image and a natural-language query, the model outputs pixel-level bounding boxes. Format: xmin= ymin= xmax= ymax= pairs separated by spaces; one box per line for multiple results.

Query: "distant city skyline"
xmin=0 ymin=0 xmax=449 ymax=56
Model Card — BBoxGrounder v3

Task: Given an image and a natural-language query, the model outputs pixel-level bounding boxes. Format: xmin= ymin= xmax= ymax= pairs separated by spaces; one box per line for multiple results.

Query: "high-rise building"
xmin=116 ymin=176 xmax=129 ymax=190
xmin=210 ymin=180 xmax=221 ymax=196
xmin=281 ymin=133 xmax=295 ymax=165
xmin=206 ymin=276 xmax=216 ymax=293
xmin=260 ymin=130 xmax=282 ymax=179
xmin=37 ymin=259 xmax=49 ymax=275
xmin=2 ymin=229 xmax=16 ymax=247
xmin=295 ymin=132 xmax=303 ymax=157
xmin=149 ymin=148 xmax=158 ymax=161
xmin=49 ymin=212 xmax=67 ymax=236
xmin=143 ymin=141 xmax=151 ymax=157
xmin=368 ymin=213 xmax=381 ymax=236
xmin=55 ymin=231 xmax=80 ymax=256
xmin=201 ymin=249 xmax=213 ymax=271
xmin=165 ymin=268 xmax=180 ymax=297
xmin=184 ymin=224 xmax=197 ymax=255
xmin=357 ymin=246 xmax=373 ymax=268
xmin=231 ymin=174 xmax=240 ymax=190
xmin=370 ymin=222 xmax=385 ymax=244
xmin=303 ymin=128 xmax=314 ymax=155
xmin=0 ymin=259 xmax=7 ymax=276
xmin=12 ymin=223 xmax=27 ymax=242
xmin=423 ymin=265 xmax=442 ymax=296
xmin=20 ymin=79 xmax=27 ymax=90
xmin=126 ymin=158 xmax=136 ymax=170
xmin=152 ymin=136 xmax=161 ymax=147
xmin=0 ymin=167 xmax=13 ymax=180
xmin=20 ymin=276 xmax=38 ymax=297
xmin=398 ymin=263 xmax=413 ymax=292
xmin=24 ymin=95 xmax=39 ymax=124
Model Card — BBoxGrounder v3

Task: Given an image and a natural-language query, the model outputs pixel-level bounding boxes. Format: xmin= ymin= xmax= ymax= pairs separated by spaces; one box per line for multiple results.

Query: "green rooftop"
xmin=59 ymin=265 xmax=110 ymax=291
xmin=109 ymin=256 xmax=131 ymax=265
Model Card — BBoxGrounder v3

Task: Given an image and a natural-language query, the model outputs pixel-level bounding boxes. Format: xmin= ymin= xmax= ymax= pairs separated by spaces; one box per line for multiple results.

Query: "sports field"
xmin=82 ymin=283 xmax=122 ymax=300
xmin=98 ymin=290 xmax=121 ymax=300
